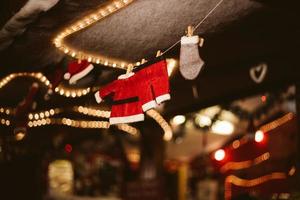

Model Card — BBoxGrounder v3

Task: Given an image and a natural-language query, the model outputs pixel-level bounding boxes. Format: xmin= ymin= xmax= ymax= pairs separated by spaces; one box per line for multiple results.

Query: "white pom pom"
xmin=64 ymin=72 xmax=71 ymax=80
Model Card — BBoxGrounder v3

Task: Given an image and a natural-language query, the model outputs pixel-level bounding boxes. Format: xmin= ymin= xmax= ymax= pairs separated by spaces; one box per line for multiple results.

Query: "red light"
xmin=261 ymin=95 xmax=267 ymax=102
xmin=255 ymin=130 xmax=264 ymax=143
xmin=64 ymin=144 xmax=72 ymax=153
xmin=214 ymin=149 xmax=225 ymax=161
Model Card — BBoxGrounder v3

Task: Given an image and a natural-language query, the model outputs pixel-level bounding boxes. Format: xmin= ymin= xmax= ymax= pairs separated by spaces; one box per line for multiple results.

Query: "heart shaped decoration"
xmin=249 ymin=63 xmax=268 ymax=84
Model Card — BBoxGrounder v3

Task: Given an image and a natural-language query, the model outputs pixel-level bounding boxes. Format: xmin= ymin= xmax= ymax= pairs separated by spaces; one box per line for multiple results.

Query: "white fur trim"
xmin=94 ymin=92 xmax=102 ymax=104
xmin=118 ymin=72 xmax=135 ymax=80
xmin=181 ymin=35 xmax=199 ymax=45
xmin=64 ymin=72 xmax=71 ymax=80
xmin=69 ymin=64 xmax=94 ymax=84
xmin=156 ymin=94 xmax=171 ymax=104
xmin=142 ymin=100 xmax=157 ymax=111
xmin=110 ymin=114 xmax=144 ymax=125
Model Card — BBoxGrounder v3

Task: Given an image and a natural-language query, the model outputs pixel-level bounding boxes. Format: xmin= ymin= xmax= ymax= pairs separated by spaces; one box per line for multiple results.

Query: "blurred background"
xmin=0 ymin=0 xmax=299 ymax=199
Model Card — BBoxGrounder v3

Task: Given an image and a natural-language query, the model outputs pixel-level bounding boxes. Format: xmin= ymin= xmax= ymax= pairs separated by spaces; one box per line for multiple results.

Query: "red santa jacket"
xmin=95 ymin=72 xmax=144 ymax=125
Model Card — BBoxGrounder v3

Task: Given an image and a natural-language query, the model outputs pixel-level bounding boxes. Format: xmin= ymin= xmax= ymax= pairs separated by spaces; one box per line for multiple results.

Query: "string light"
xmin=0 ymin=107 xmax=13 ymax=115
xmin=226 ymin=113 xmax=294 ymax=150
xmin=225 ymin=172 xmax=287 ymax=200
xmin=116 ymin=124 xmax=139 ymax=136
xmin=0 ymin=72 xmax=50 ymax=89
xmin=27 ymin=117 xmax=139 ymax=136
xmin=75 ymin=106 xmax=110 ymax=118
xmin=0 ymin=72 xmax=91 ymax=98
xmin=28 ymin=108 xmax=61 ymax=120
xmin=54 ymin=85 xmax=91 ymax=98
xmin=0 ymin=118 xmax=10 ymax=126
xmin=28 ymin=117 xmax=110 ymax=129
xmin=53 ymin=0 xmax=134 ymax=70
xmin=146 ymin=109 xmax=173 ymax=141
xmin=260 ymin=112 xmax=294 ymax=133
xmin=220 ymin=152 xmax=270 ymax=173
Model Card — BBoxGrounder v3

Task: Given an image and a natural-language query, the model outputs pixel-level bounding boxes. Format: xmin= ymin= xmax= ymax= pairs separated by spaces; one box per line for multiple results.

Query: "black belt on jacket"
xmin=111 ymin=96 xmax=139 ymax=105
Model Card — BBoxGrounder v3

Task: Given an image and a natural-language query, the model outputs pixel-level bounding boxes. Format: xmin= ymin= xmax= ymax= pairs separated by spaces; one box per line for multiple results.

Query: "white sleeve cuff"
xmin=181 ymin=35 xmax=199 ymax=44
xmin=94 ymin=91 xmax=102 ymax=104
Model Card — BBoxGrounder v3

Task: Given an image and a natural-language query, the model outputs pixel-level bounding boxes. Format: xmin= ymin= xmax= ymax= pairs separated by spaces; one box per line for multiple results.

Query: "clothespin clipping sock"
xmin=179 ymin=25 xmax=205 ymax=80
xmin=156 ymin=50 xmax=162 ymax=58
xmin=126 ymin=64 xmax=134 ymax=74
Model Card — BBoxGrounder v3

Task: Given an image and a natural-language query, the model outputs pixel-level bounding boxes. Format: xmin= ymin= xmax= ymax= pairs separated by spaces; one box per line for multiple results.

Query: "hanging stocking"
xmin=179 ymin=26 xmax=205 ymax=80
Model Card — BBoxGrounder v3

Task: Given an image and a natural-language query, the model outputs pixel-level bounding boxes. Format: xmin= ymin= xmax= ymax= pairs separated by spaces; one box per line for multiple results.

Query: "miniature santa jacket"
xmin=64 ymin=59 xmax=94 ymax=84
xmin=95 ymin=72 xmax=144 ymax=125
xmin=95 ymin=57 xmax=170 ymax=125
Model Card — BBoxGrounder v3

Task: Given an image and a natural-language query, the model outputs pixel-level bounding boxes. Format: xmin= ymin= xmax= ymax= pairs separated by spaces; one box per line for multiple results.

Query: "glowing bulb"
xmin=171 ymin=115 xmax=186 ymax=126
xmin=214 ymin=149 xmax=225 ymax=161
xmin=255 ymin=130 xmax=264 ymax=143
xmin=15 ymin=132 xmax=26 ymax=141
xmin=232 ymin=140 xmax=240 ymax=149
xmin=211 ymin=120 xmax=234 ymax=135
xmin=196 ymin=115 xmax=212 ymax=127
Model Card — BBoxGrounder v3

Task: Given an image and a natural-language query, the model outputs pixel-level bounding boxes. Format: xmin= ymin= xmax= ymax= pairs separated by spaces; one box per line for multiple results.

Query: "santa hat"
xmin=64 ymin=60 xmax=94 ymax=84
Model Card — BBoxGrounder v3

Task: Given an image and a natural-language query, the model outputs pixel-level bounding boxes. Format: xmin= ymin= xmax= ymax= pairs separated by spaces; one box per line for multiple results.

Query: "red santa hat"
xmin=64 ymin=59 xmax=94 ymax=84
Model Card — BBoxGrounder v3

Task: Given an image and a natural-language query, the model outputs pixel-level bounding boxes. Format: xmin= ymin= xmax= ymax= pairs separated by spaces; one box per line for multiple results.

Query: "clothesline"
xmin=161 ymin=0 xmax=225 ymax=56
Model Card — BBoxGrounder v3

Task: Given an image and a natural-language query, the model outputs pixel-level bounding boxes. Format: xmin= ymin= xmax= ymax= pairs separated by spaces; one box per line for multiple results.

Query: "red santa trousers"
xmin=133 ymin=57 xmax=170 ymax=111
xmin=94 ymin=72 xmax=144 ymax=125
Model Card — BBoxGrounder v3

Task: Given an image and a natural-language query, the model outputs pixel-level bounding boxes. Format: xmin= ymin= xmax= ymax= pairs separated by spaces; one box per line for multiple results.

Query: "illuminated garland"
xmin=226 ymin=113 xmax=294 ymax=151
xmin=74 ymin=106 xmax=110 ymax=118
xmin=0 ymin=118 xmax=10 ymax=126
xmin=146 ymin=109 xmax=173 ymax=141
xmin=260 ymin=112 xmax=294 ymax=133
xmin=225 ymin=172 xmax=287 ymax=200
xmin=220 ymin=152 xmax=270 ymax=173
xmin=0 ymin=105 xmax=171 ymax=139
xmin=0 ymin=72 xmax=91 ymax=98
xmin=0 ymin=107 xmax=13 ymax=115
xmin=29 ymin=108 xmax=61 ymax=120
xmin=53 ymin=0 xmax=135 ymax=70
xmin=28 ymin=117 xmax=139 ymax=136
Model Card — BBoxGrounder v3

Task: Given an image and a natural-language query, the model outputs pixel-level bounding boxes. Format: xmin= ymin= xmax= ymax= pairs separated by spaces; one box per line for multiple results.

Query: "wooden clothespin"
xmin=126 ymin=64 xmax=134 ymax=74
xmin=156 ymin=50 xmax=162 ymax=57
xmin=141 ymin=58 xmax=147 ymax=64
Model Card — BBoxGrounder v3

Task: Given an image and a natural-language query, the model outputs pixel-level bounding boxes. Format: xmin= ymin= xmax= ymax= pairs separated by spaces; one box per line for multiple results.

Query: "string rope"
xmin=161 ymin=0 xmax=225 ymax=55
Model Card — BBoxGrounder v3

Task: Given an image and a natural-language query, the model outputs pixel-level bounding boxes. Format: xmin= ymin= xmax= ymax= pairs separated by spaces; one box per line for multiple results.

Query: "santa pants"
xmin=133 ymin=57 xmax=170 ymax=111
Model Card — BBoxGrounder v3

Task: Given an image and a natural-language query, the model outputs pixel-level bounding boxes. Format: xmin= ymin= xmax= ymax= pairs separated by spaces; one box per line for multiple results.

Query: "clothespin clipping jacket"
xmin=126 ymin=64 xmax=134 ymax=74
xmin=156 ymin=50 xmax=162 ymax=57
